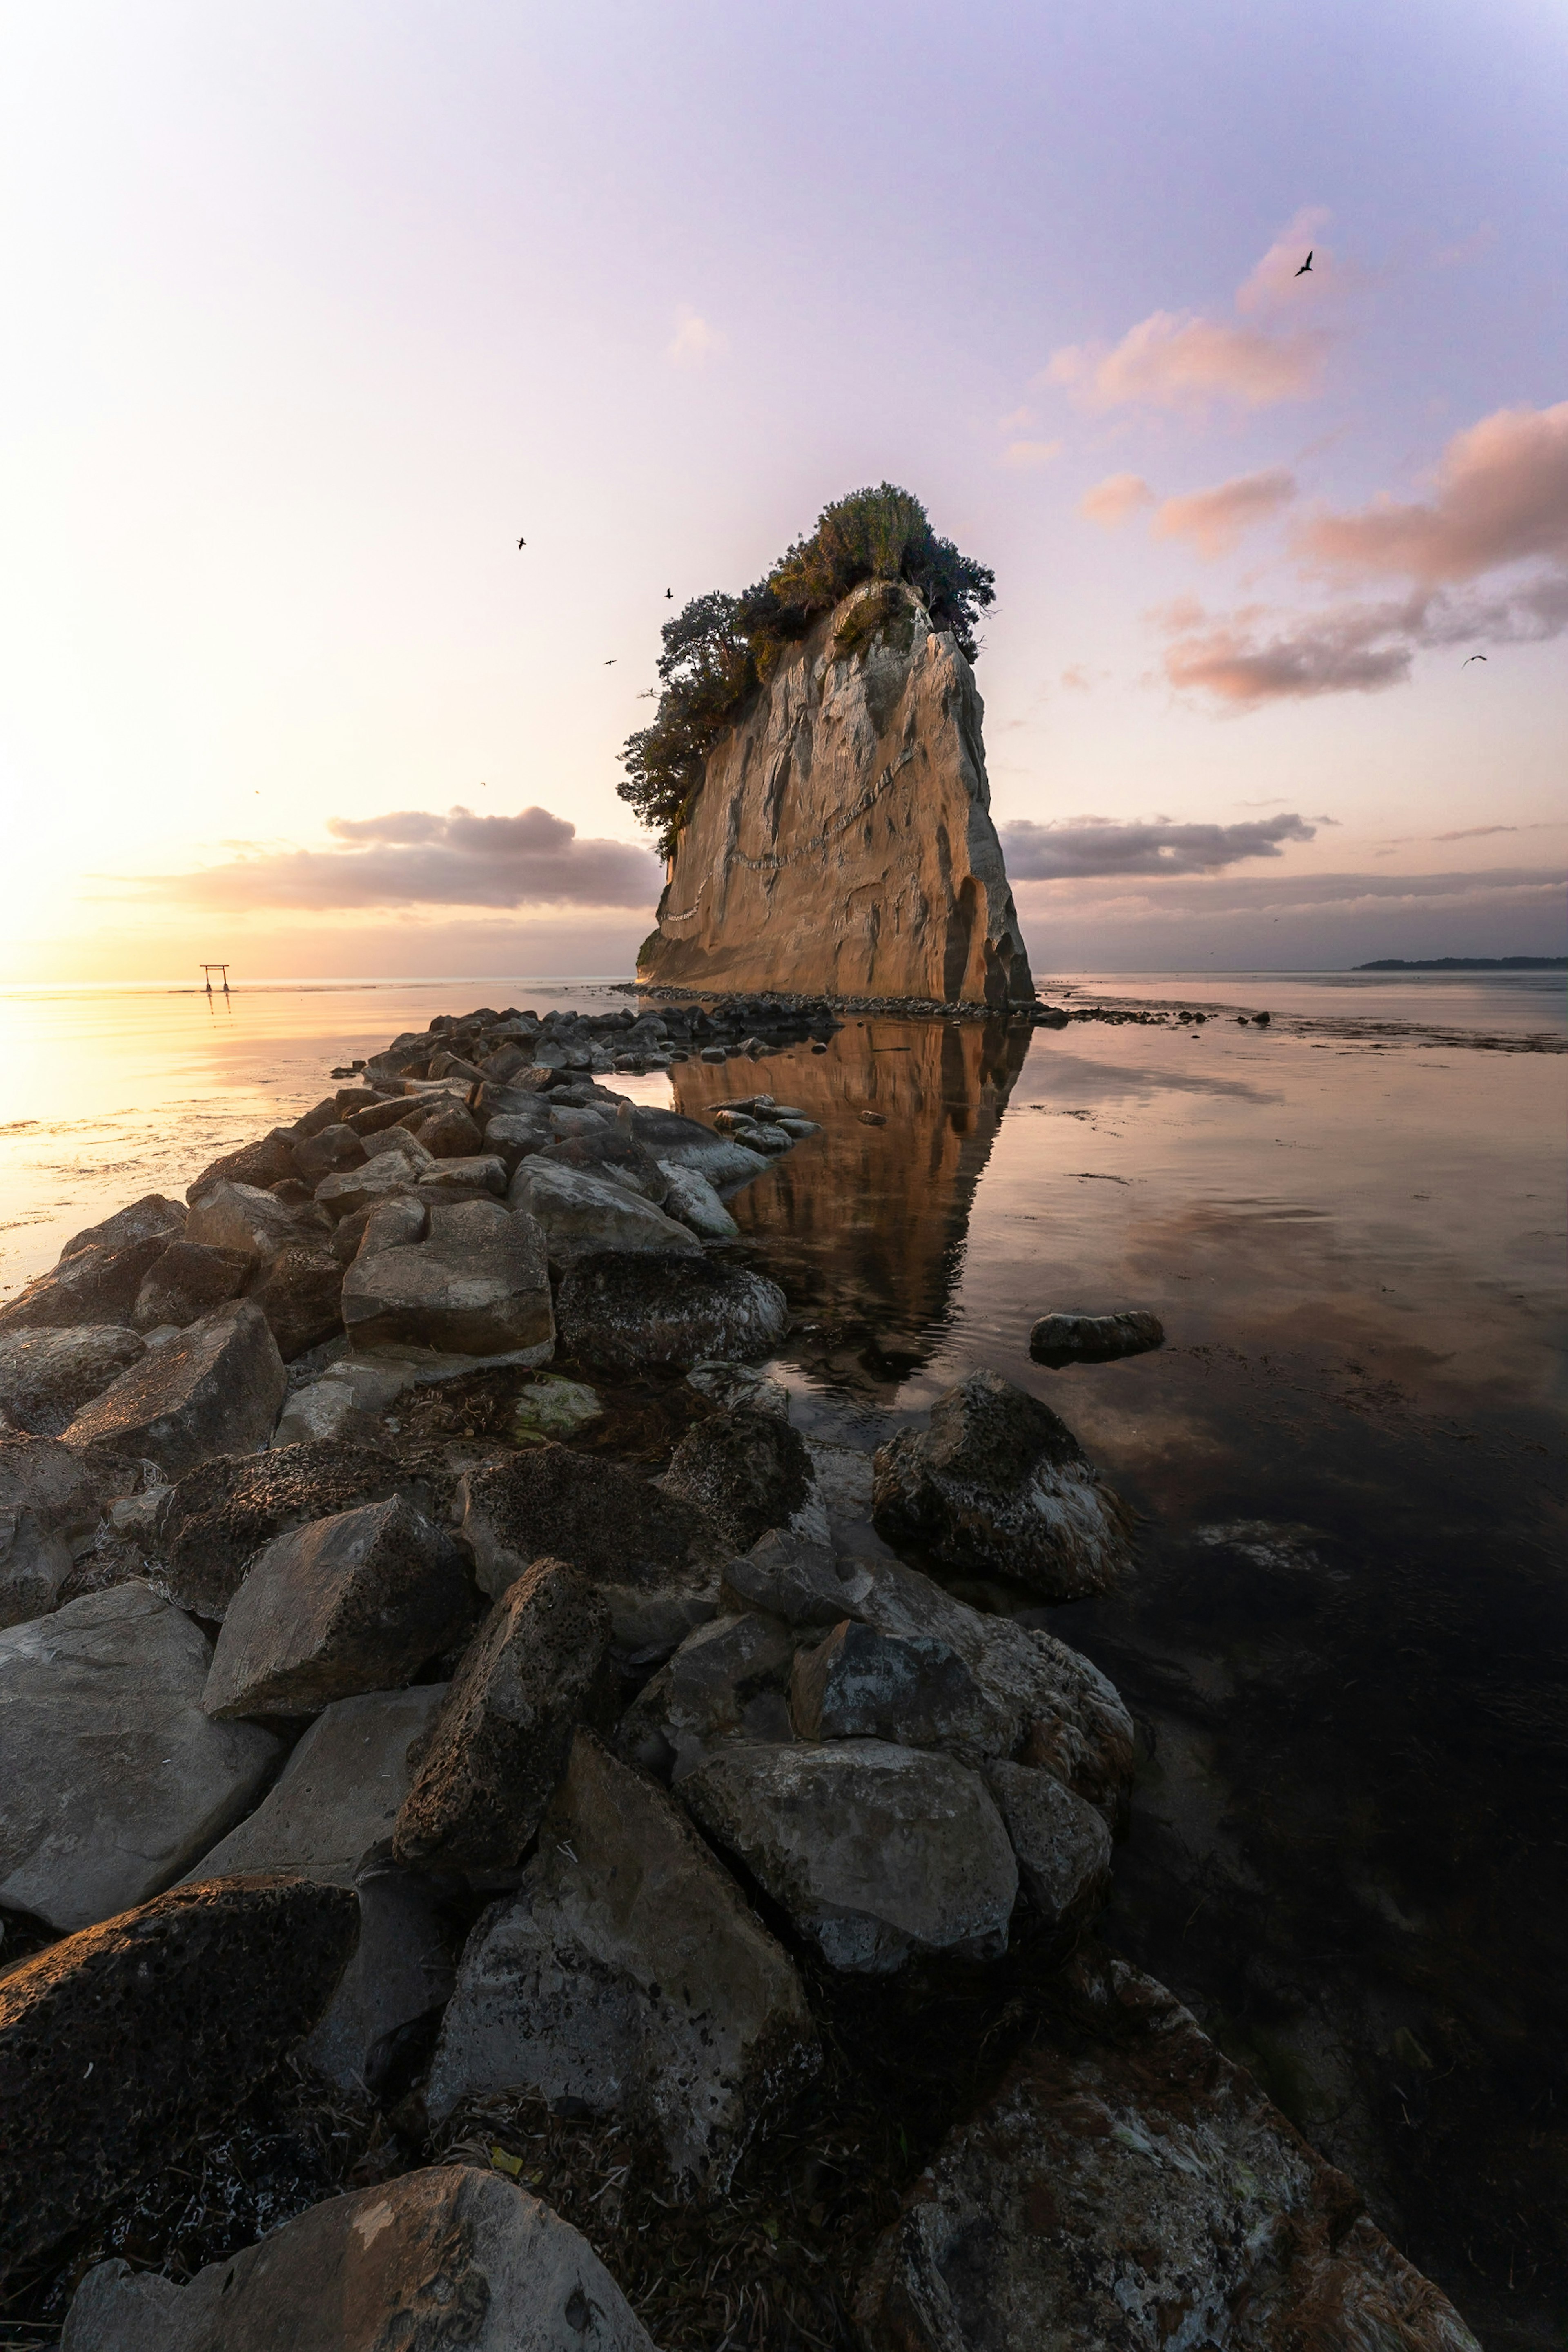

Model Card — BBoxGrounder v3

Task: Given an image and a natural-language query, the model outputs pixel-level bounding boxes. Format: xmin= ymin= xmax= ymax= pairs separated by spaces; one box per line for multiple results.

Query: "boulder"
xmin=871 ymin=1369 xmax=1134 ymax=1601
xmin=618 ymin=1610 xmax=799 ymax=1784
xmin=130 ymin=1238 xmax=252 ymax=1331
xmin=246 ymin=1241 xmax=345 ymax=1360
xmin=415 ymin=1153 xmax=510 ymax=1201
xmin=855 ymin=1954 xmax=1481 ymax=2352
xmin=203 ymin=1496 xmax=476 ymax=1720
xmin=341 ymin=1199 xmax=553 ymax=1359
xmin=1029 ymin=1307 xmax=1165 ymax=1365
xmin=271 ymin=1358 xmax=414 ymax=1447
xmin=0 ymin=1431 xmax=103 ymax=1627
xmin=628 ymin=1105 xmax=771 ymax=1190
xmin=58 ymin=1194 xmax=187 ymax=1262
xmin=60 ymin=1299 xmax=286 ymax=1476
xmin=184 ymin=1177 xmax=309 ymax=1262
xmin=0 ymin=1217 xmax=178 ymax=1332
xmin=420 ymin=1099 xmax=486 ymax=1157
xmin=291 ymin=1121 xmax=369 ymax=1188
xmin=427 ymin=1733 xmax=818 ymax=2191
xmin=688 ymin=1358 xmax=789 ymax=1416
xmin=789 ymin=1617 xmax=1010 ymax=1759
xmin=186 ymin=1683 xmax=447 ymax=1883
xmin=0 ymin=1324 xmax=145 ymax=1436
xmin=510 ymin=1158 xmax=699 ymax=1267
xmin=557 ymin=1252 xmax=789 ymax=1372
xmin=62 ymin=2165 xmax=655 ymax=2352
xmin=661 ymin=1406 xmax=817 ymax=1554
xmin=394 ymin=1561 xmax=609 ymax=1871
xmin=682 ymin=1739 xmax=1018 ymax=1972
xmin=316 ymin=1155 xmax=436 ymax=1222
xmin=361 ymin=1123 xmax=438 ymax=1173
xmin=534 ymin=1124 xmax=671 ymax=1204
xmin=482 ymin=1107 xmax=555 ymax=1172
xmin=159 ymin=1440 xmax=425 ymax=1619
xmin=982 ymin=1759 xmax=1111 ymax=1926
xmin=659 ymin=1159 xmax=739 ymax=1239
xmin=0 ymin=1582 xmax=282 ymax=1931
xmin=183 ymin=1128 xmax=300 ymax=1202
xmin=330 ymin=1192 xmax=428 ymax=1265
xmin=1 ymin=1876 xmax=358 ymax=2286
xmin=458 ymin=1446 xmax=724 ymax=1603
xmin=301 ymin=1865 xmax=456 ymax=2095
xmin=721 ymin=1526 xmax=873 ymax=1628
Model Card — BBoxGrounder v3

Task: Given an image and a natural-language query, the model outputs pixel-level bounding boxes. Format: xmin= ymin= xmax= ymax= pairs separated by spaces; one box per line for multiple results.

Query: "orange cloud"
xmin=1043 ymin=313 xmax=1322 ymax=414
xmin=1295 ymin=401 xmax=1568 ymax=583
xmin=1080 ymin=473 xmax=1154 ymax=527
xmin=1002 ymin=437 xmax=1062 ymax=470
xmin=1154 ymin=467 xmax=1297 ymax=558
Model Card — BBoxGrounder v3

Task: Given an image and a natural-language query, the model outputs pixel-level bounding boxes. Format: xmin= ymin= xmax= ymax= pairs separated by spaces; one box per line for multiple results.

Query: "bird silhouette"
xmin=604 ymin=659 xmax=617 ymax=666
xmin=1463 ymin=653 xmax=1488 ymax=664
xmin=1295 ymin=250 xmax=1314 ymax=276
xmin=665 ymin=588 xmax=673 ymax=599
xmin=517 ymin=536 xmax=526 ymax=548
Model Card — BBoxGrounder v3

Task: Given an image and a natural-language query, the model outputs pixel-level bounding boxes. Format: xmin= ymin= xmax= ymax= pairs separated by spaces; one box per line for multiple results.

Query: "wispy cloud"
xmin=998 ymin=811 xmax=1316 ymax=880
xmin=1154 ymin=467 xmax=1297 ymax=558
xmin=1081 ymin=472 xmax=1154 ymax=528
xmin=666 ymin=305 xmax=727 ymax=368
xmin=1002 ymin=437 xmax=1062 ymax=470
xmin=1234 ymin=207 xmax=1333 ymax=313
xmin=138 ymin=805 xmax=663 ymax=912
xmin=1294 ymin=401 xmax=1568 ymax=583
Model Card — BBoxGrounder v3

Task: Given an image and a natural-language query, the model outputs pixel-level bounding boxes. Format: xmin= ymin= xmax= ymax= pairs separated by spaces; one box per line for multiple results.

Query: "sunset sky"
xmin=2 ymin=0 xmax=1564 ymax=981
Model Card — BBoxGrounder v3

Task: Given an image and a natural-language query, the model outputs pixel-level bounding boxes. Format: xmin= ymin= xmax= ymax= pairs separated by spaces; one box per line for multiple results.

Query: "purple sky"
xmin=3 ymin=0 xmax=1564 ymax=978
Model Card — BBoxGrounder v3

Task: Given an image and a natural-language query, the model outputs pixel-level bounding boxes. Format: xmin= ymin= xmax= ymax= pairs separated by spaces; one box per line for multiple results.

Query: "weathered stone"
xmin=184 ymin=1177 xmax=308 ymax=1262
xmin=360 ymin=1124 xmax=438 ymax=1177
xmin=62 ymin=2165 xmax=654 ymax=2352
xmin=482 ymin=1107 xmax=555 ymax=1171
xmin=61 ymin=1299 xmax=286 ymax=1476
xmin=1029 ymin=1306 xmax=1165 ymax=1364
xmin=291 ymin=1121 xmax=368 ymax=1188
xmin=872 ymin=1368 xmax=1134 ymax=1601
xmin=512 ymin=1373 xmax=603 ymax=1444
xmin=982 ymin=1758 xmax=1111 ymax=1926
xmin=160 ymin=1440 xmax=425 ymax=1619
xmin=659 ymin=1159 xmax=740 ymax=1238
xmin=557 ymin=1251 xmax=788 ymax=1372
xmin=315 ymin=1154 xmax=436 ymax=1222
xmin=427 ymin=1733 xmax=818 ymax=2191
xmin=414 ymin=1152 xmax=509 ymax=1200
xmin=721 ymin=1525 xmax=872 ymax=1627
xmin=510 ymin=1157 xmax=699 ymax=1266
xmin=394 ymin=1561 xmax=609 ymax=1870
xmin=0 ymin=1234 xmax=172 ymax=1334
xmin=662 ymin=1406 xmax=818 ymax=1554
xmin=419 ymin=1099 xmax=486 ymax=1157
xmin=131 ymin=1238 xmax=252 ymax=1331
xmin=1 ymin=1876 xmax=357 ymax=2287
xmin=246 ymin=1241 xmax=345 ymax=1360
xmin=629 ymin=1104 xmax=771 ymax=1189
xmin=0 ymin=1432 xmax=103 ymax=1627
xmin=301 ymin=1867 xmax=456 ymax=2095
xmin=187 ymin=1683 xmax=447 ymax=1883
xmin=0 ymin=1582 xmax=282 ymax=1931
xmin=203 ymin=1496 xmax=475 ymax=1719
xmin=271 ymin=1358 xmax=414 ymax=1447
xmin=855 ymin=1953 xmax=1481 ymax=2352
xmin=535 ymin=1124 xmax=671 ymax=1204
xmin=341 ymin=1200 xmax=553 ymax=1359
xmin=682 ymin=1739 xmax=1018 ymax=1972
xmin=619 ymin=1610 xmax=799 ymax=1783
xmin=640 ymin=581 xmax=1032 ymax=1005
xmin=0 ymin=1324 xmax=145 ymax=1437
xmin=184 ymin=1129 xmax=300 ymax=1202
xmin=58 ymin=1194 xmax=187 ymax=1263
xmin=789 ymin=1617 xmax=1011 ymax=1758
xmin=459 ymin=1446 xmax=724 ymax=1603
xmin=329 ymin=1192 xmax=428 ymax=1266
xmin=688 ymin=1358 xmax=789 ymax=1416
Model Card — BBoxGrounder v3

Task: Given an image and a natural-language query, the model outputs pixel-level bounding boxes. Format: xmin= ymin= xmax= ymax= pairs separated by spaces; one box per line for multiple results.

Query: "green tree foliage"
xmin=618 ymin=484 xmax=994 ymax=853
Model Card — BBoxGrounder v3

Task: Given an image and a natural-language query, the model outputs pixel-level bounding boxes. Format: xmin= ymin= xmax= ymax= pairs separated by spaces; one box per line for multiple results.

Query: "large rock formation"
xmin=638 ymin=582 xmax=1033 ymax=1004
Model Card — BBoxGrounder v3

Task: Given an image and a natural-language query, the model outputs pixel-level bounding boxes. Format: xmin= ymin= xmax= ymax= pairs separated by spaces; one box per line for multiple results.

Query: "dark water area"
xmin=673 ymin=998 xmax=1568 ymax=2348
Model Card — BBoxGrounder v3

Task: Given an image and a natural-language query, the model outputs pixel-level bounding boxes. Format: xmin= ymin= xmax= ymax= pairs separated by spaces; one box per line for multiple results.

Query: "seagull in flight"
xmin=517 ymin=536 xmax=526 ymax=548
xmin=665 ymin=587 xmax=673 ymax=599
xmin=603 ymin=658 xmax=617 ymax=666
xmin=1294 ymin=250 xmax=1314 ymax=276
xmin=1463 ymin=652 xmax=1487 ymax=664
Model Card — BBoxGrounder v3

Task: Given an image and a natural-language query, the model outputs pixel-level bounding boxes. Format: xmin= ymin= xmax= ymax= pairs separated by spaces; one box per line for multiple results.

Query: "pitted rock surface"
xmin=459 ymin=1445 xmax=725 ymax=1603
xmin=557 ymin=1251 xmax=788 ymax=1372
xmin=159 ymin=1440 xmax=435 ymax=1620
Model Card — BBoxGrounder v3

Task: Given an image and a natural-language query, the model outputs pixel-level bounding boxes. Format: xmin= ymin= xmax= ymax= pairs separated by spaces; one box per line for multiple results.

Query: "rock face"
xmin=62 ymin=2166 xmax=656 ymax=2352
xmin=0 ymin=1324 xmax=145 ymax=1437
xmin=0 ymin=1875 xmax=358 ymax=2283
xmin=557 ymin=1251 xmax=788 ymax=1372
xmin=0 ymin=1582 xmax=282 ymax=1931
xmin=0 ymin=1433 xmax=104 ymax=1627
xmin=61 ymin=1300 xmax=287 ymax=1475
xmin=639 ymin=582 xmax=1033 ymax=1006
xmin=159 ymin=1441 xmax=424 ymax=1620
xmin=340 ymin=1199 xmax=553 ymax=1360
xmin=855 ymin=1953 xmax=1482 ymax=2352
xmin=427 ymin=1733 xmax=818 ymax=2192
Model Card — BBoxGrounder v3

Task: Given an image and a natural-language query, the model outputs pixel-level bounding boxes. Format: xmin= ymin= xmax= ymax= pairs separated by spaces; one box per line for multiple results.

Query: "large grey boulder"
xmin=130 ymin=1239 xmax=252 ymax=1331
xmin=510 ymin=1157 xmax=699 ymax=1266
xmin=270 ymin=1357 xmax=414 ymax=1446
xmin=659 ymin=1159 xmax=739 ymax=1239
xmin=159 ymin=1440 xmax=425 ymax=1619
xmin=63 ymin=2165 xmax=655 ymax=2352
xmin=0 ymin=1324 xmax=145 ymax=1437
xmin=982 ymin=1759 xmax=1111 ymax=1927
xmin=459 ymin=1445 xmax=725 ymax=1603
xmin=203 ymin=1496 xmax=475 ymax=1720
xmin=661 ymin=1407 xmax=819 ymax=1554
xmin=0 ymin=1582 xmax=282 ymax=1932
xmin=394 ymin=1560 xmax=608 ymax=1871
xmin=557 ymin=1251 xmax=788 ymax=1372
xmin=2 ymin=1876 xmax=358 ymax=2287
xmin=183 ymin=1130 xmax=300 ymax=1202
xmin=629 ymin=1105 xmax=770 ymax=1190
xmin=341 ymin=1199 xmax=553 ymax=1359
xmin=245 ymin=1242 xmax=345 ymax=1360
xmin=427 ymin=1734 xmax=818 ymax=2192
xmin=682 ymin=1739 xmax=1018 ymax=1972
xmin=872 ymin=1369 xmax=1134 ymax=1601
xmin=183 ymin=1178 xmax=307 ymax=1262
xmin=415 ymin=1153 xmax=510 ymax=1202
xmin=186 ymin=1683 xmax=447 ymax=1883
xmin=855 ymin=1954 xmax=1481 ymax=2352
xmin=618 ymin=1609 xmax=798 ymax=1784
xmin=789 ymin=1617 xmax=1010 ymax=1759
xmin=61 ymin=1299 xmax=286 ymax=1475
xmin=58 ymin=1194 xmax=188 ymax=1263
xmin=483 ymin=1106 xmax=555 ymax=1171
xmin=290 ymin=1121 xmax=368 ymax=1187
xmin=300 ymin=1865 xmax=456 ymax=2095
xmin=0 ymin=1195 xmax=185 ymax=1333
xmin=0 ymin=1432 xmax=103 ymax=1627
xmin=533 ymin=1123 xmax=671 ymax=1204
xmin=315 ymin=1154 xmax=434 ymax=1222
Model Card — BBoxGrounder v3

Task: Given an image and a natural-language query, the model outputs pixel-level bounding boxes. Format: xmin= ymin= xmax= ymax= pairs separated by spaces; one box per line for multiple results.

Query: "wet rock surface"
xmin=459 ymin=1444 xmax=724 ymax=1603
xmin=661 ymin=1405 xmax=817 ymax=1552
xmin=1029 ymin=1305 xmax=1165 ymax=1364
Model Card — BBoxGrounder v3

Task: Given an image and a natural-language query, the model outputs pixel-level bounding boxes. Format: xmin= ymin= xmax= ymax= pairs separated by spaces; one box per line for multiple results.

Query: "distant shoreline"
xmin=1353 ymin=956 xmax=1566 ymax=972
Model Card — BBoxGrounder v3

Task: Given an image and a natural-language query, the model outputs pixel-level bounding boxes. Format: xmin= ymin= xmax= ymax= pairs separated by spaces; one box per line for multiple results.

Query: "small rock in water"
xmin=1028 ymin=1308 xmax=1164 ymax=1366
xmin=859 ymin=1110 xmax=887 ymax=1126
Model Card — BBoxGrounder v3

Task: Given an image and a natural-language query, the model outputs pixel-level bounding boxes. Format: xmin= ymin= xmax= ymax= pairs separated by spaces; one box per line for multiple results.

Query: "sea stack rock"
xmin=638 ymin=580 xmax=1033 ymax=1005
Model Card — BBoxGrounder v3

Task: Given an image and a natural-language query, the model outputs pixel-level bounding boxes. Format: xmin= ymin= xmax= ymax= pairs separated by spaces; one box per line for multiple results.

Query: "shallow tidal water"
xmin=2 ymin=969 xmax=1564 ymax=2343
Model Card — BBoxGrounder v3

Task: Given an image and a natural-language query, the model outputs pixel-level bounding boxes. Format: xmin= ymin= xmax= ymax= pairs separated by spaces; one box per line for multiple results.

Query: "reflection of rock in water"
xmin=671 ymin=1017 xmax=1030 ymax=1380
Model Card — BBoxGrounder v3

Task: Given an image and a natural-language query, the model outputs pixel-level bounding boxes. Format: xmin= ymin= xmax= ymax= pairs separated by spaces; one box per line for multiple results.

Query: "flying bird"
xmin=517 ymin=536 xmax=526 ymax=548
xmin=1463 ymin=653 xmax=1487 ymax=664
xmin=1295 ymin=250 xmax=1313 ymax=276
xmin=604 ymin=658 xmax=617 ymax=666
xmin=665 ymin=587 xmax=673 ymax=599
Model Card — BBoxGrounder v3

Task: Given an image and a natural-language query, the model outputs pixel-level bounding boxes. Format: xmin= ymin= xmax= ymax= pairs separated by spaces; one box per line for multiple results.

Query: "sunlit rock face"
xmin=638 ymin=583 xmax=1033 ymax=1005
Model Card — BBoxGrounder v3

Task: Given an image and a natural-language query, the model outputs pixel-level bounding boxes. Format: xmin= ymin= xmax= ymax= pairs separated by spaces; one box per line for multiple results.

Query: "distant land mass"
xmin=1354 ymin=957 xmax=1566 ymax=972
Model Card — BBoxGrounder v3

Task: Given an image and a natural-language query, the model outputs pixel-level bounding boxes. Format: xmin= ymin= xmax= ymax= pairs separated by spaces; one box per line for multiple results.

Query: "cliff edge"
xmin=637 ymin=581 xmax=1033 ymax=1005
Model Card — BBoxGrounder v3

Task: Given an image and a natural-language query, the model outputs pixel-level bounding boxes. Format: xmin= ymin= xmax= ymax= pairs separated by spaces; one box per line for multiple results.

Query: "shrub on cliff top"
xmin=618 ymin=484 xmax=994 ymax=854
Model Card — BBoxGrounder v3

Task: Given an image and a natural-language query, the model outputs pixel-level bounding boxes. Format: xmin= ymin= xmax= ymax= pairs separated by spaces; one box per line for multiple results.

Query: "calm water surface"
xmin=2 ymin=971 xmax=1564 ymax=2341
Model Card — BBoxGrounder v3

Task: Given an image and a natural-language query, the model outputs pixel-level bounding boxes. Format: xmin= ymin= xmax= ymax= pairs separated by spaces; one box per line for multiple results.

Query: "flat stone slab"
xmin=185 ymin=1683 xmax=447 ymax=1884
xmin=427 ymin=1732 xmax=818 ymax=2192
xmin=62 ymin=1300 xmax=286 ymax=1476
xmin=62 ymin=2165 xmax=655 ymax=2352
xmin=0 ymin=1581 xmax=282 ymax=1932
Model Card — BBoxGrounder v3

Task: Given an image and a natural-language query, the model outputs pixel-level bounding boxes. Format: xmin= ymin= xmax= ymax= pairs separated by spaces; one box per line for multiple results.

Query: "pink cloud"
xmin=1044 ymin=312 xmax=1323 ymax=414
xmin=1002 ymin=437 xmax=1062 ymax=470
xmin=1080 ymin=472 xmax=1154 ymax=527
xmin=1154 ymin=467 xmax=1297 ymax=558
xmin=1295 ymin=401 xmax=1568 ymax=583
